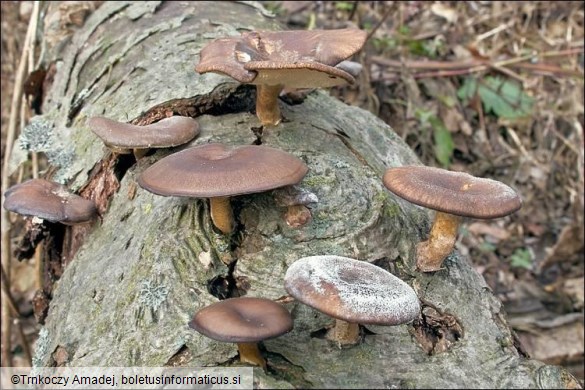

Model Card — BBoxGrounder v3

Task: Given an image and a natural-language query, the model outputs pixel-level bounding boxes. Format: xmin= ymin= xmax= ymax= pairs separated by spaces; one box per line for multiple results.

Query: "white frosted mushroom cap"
xmin=284 ymin=255 xmax=420 ymax=325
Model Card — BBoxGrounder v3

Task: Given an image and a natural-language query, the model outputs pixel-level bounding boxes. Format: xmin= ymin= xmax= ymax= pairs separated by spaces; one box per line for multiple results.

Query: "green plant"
xmin=415 ymin=109 xmax=454 ymax=168
xmin=509 ymin=248 xmax=533 ymax=269
xmin=458 ymin=76 xmax=535 ymax=119
xmin=335 ymin=1 xmax=355 ymax=11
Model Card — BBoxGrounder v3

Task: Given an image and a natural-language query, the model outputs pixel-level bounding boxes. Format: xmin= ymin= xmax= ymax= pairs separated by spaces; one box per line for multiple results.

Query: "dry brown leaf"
xmin=516 ymin=316 xmax=584 ymax=367
xmin=541 ymin=223 xmax=585 ymax=269
xmin=563 ymin=278 xmax=585 ymax=311
xmin=468 ymin=222 xmax=511 ymax=242
xmin=430 ymin=3 xmax=458 ymax=24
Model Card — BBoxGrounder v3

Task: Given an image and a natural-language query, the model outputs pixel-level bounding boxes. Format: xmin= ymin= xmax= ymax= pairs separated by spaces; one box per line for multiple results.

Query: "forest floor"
xmin=1 ymin=0 xmax=583 ymax=382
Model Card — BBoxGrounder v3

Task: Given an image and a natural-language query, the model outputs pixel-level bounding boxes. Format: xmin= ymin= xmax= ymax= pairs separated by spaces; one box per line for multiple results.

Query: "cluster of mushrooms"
xmin=3 ymin=28 xmax=522 ymax=370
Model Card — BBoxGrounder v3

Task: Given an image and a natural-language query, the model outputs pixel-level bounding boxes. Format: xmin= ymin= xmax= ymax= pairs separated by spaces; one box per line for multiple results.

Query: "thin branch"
xmin=1 ymin=0 xmax=40 ymax=368
xmin=0 ymin=265 xmax=21 ymax=318
xmin=366 ymin=4 xmax=394 ymax=42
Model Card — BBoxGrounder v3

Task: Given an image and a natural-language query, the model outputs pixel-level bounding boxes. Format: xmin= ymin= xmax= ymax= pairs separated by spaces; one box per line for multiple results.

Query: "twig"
xmin=0 ymin=0 xmax=40 ymax=368
xmin=0 ymin=265 xmax=21 ymax=318
xmin=412 ymin=65 xmax=488 ymax=79
xmin=373 ymin=46 xmax=584 ymax=70
xmin=475 ymin=20 xmax=515 ymax=42
xmin=348 ymin=1 xmax=358 ymax=21
xmin=366 ymin=4 xmax=394 ymax=42
xmin=15 ymin=319 xmax=32 ymax=366
xmin=512 ymin=63 xmax=584 ymax=78
xmin=372 ymin=56 xmax=482 ymax=70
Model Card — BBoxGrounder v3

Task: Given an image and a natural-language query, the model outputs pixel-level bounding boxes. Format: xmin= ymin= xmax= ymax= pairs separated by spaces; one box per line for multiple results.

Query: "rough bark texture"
xmin=13 ymin=1 xmax=579 ymax=388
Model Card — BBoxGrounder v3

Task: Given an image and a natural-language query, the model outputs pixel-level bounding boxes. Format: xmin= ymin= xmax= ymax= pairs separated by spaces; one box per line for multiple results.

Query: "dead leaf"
xmin=563 ymin=278 xmax=584 ymax=311
xmin=468 ymin=222 xmax=511 ymax=242
xmin=541 ymin=223 xmax=584 ymax=269
xmin=430 ymin=3 xmax=458 ymax=24
xmin=516 ymin=315 xmax=584 ymax=368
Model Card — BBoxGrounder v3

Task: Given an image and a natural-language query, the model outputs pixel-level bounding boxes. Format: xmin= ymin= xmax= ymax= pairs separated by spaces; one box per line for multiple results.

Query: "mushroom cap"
xmin=3 ymin=179 xmax=97 ymax=224
xmin=88 ymin=116 xmax=200 ymax=149
xmin=196 ymin=28 xmax=367 ymax=86
xmin=189 ymin=297 xmax=293 ymax=343
xmin=383 ymin=166 xmax=522 ymax=219
xmin=284 ymin=255 xmax=420 ymax=326
xmin=137 ymin=143 xmax=308 ymax=198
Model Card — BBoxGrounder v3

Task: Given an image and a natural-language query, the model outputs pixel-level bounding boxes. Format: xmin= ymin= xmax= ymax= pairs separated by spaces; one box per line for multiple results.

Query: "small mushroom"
xmin=137 ymin=143 xmax=308 ymax=234
xmin=383 ymin=166 xmax=522 ymax=272
xmin=189 ymin=297 xmax=293 ymax=369
xmin=284 ymin=255 xmax=420 ymax=346
xmin=88 ymin=116 xmax=200 ymax=159
xmin=3 ymin=179 xmax=97 ymax=225
xmin=195 ymin=29 xmax=367 ymax=126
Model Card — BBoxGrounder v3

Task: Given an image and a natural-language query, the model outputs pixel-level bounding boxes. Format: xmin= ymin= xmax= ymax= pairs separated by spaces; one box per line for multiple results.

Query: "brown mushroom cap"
xmin=196 ymin=28 xmax=367 ymax=86
xmin=383 ymin=166 xmax=522 ymax=219
xmin=88 ymin=116 xmax=200 ymax=149
xmin=284 ymin=255 xmax=420 ymax=326
xmin=137 ymin=143 xmax=308 ymax=198
xmin=3 ymin=179 xmax=97 ymax=224
xmin=189 ymin=297 xmax=293 ymax=343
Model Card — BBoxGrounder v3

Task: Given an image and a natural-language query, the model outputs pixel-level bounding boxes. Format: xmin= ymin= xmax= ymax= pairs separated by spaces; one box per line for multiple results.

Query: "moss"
xmin=303 ymin=175 xmax=336 ymax=187
xmin=384 ymin=201 xmax=401 ymax=218
xmin=373 ymin=191 xmax=390 ymax=204
xmin=142 ymin=203 xmax=153 ymax=215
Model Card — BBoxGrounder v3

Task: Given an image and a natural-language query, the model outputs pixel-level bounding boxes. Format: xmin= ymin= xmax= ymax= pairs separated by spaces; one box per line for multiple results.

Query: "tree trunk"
xmin=12 ymin=1 xmax=579 ymax=388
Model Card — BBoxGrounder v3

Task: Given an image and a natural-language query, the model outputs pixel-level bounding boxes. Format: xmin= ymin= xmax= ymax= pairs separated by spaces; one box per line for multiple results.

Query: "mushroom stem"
xmin=256 ymin=84 xmax=284 ymax=126
xmin=326 ymin=319 xmax=360 ymax=346
xmin=209 ymin=196 xmax=234 ymax=234
xmin=237 ymin=342 xmax=266 ymax=370
xmin=132 ymin=148 xmax=149 ymax=160
xmin=416 ymin=211 xmax=461 ymax=272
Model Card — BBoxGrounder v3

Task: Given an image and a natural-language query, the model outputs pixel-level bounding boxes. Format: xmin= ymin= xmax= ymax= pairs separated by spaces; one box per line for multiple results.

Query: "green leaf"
xmin=509 ymin=248 xmax=533 ymax=269
xmin=335 ymin=1 xmax=355 ymax=11
xmin=430 ymin=116 xmax=454 ymax=168
xmin=415 ymin=109 xmax=454 ymax=168
xmin=457 ymin=76 xmax=534 ymax=119
xmin=457 ymin=77 xmax=478 ymax=102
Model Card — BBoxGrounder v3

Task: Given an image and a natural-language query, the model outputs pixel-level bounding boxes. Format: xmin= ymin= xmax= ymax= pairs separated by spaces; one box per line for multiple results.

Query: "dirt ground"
xmin=1 ymin=0 xmax=583 ymax=382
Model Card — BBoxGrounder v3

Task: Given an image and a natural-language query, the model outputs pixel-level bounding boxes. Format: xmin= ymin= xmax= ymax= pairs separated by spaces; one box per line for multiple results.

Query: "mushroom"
xmin=383 ymin=166 xmax=522 ymax=272
xmin=87 ymin=116 xmax=200 ymax=159
xmin=195 ymin=28 xmax=367 ymax=126
xmin=189 ymin=297 xmax=293 ymax=369
xmin=137 ymin=143 xmax=308 ymax=234
xmin=3 ymin=179 xmax=97 ymax=225
xmin=284 ymin=255 xmax=420 ymax=346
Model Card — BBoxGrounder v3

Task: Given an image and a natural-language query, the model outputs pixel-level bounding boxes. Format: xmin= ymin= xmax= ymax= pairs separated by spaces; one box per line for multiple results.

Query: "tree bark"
xmin=12 ymin=1 xmax=579 ymax=388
